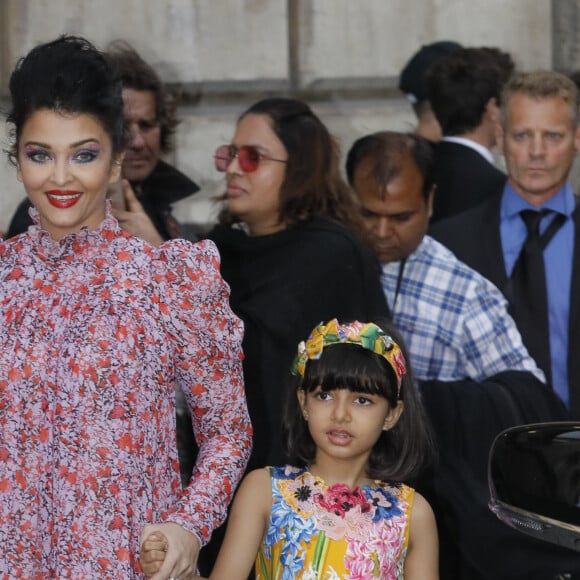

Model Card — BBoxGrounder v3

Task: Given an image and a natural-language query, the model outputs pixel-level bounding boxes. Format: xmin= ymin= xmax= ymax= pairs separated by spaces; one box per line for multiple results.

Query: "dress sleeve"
xmin=153 ymin=238 xmax=252 ymax=544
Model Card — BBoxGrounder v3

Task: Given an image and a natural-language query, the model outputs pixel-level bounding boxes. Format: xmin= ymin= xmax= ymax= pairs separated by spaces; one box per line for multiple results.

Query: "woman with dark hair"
xmin=207 ymin=98 xmax=389 ymax=470
xmin=0 ymin=35 xmax=251 ymax=578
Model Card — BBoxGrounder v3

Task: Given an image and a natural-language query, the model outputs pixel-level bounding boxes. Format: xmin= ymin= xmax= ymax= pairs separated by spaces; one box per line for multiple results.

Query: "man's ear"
xmin=495 ymin=122 xmax=505 ymax=156
xmin=485 ymin=97 xmax=500 ymax=124
xmin=383 ymin=400 xmax=404 ymax=431
xmin=426 ymin=186 xmax=435 ymax=219
xmin=574 ymin=124 xmax=580 ymax=153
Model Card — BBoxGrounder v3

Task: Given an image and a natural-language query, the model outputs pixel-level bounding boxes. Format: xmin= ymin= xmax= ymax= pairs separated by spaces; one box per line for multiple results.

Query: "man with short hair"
xmin=398 ymin=41 xmax=462 ymax=142
xmin=345 ymin=130 xmax=542 ymax=383
xmin=6 ymin=42 xmax=199 ymax=246
xmin=426 ymin=46 xmax=513 ymax=222
xmin=432 ymin=70 xmax=580 ymax=418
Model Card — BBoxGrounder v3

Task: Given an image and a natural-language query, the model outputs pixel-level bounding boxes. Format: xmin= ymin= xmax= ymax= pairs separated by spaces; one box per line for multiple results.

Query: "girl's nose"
xmin=331 ymin=396 xmax=351 ymax=423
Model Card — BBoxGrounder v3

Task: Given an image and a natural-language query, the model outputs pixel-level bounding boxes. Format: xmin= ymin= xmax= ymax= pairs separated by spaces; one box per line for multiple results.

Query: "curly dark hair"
xmin=106 ymin=40 xmax=179 ymax=154
xmin=7 ymin=35 xmax=126 ymax=163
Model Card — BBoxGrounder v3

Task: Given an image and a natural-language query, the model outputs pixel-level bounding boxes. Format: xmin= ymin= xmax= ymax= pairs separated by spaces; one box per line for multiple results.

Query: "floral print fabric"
xmin=0 ymin=212 xmax=251 ymax=578
xmin=256 ymin=466 xmax=413 ymax=579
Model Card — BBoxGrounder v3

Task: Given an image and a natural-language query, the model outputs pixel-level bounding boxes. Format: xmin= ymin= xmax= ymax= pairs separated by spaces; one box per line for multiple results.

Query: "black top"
xmin=5 ymin=160 xmax=199 ymax=241
xmin=418 ymin=371 xmax=577 ymax=580
xmin=207 ymin=218 xmax=390 ymax=468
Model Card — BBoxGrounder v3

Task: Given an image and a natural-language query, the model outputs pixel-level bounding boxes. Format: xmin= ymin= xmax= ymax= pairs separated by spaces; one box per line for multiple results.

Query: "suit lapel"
xmin=465 ymin=192 xmax=507 ymax=290
xmin=485 ymin=193 xmax=507 ymax=288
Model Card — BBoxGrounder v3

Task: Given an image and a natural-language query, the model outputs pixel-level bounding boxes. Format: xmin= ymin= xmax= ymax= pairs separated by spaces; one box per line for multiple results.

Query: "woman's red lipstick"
xmin=45 ymin=190 xmax=82 ymax=208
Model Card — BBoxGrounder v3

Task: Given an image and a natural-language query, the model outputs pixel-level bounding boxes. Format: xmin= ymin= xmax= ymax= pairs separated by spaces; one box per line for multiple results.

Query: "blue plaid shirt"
xmin=382 ymin=236 xmax=545 ymax=382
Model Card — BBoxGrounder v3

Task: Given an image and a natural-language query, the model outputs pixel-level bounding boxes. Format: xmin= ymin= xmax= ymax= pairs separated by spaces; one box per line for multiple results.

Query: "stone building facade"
xmin=0 ymin=0 xmax=576 ymax=232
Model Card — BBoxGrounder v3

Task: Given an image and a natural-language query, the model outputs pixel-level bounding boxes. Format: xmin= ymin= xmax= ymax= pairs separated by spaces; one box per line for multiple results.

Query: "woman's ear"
xmin=297 ymin=389 xmax=308 ymax=420
xmin=110 ymin=153 xmax=125 ymax=184
xmin=383 ymin=400 xmax=404 ymax=431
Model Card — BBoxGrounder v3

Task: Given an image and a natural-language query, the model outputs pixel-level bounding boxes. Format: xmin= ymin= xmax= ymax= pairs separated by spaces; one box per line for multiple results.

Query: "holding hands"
xmin=140 ymin=522 xmax=201 ymax=580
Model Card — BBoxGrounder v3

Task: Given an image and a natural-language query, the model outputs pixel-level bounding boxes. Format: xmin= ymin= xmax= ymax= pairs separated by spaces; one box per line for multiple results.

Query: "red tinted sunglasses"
xmin=214 ymin=144 xmax=287 ymax=173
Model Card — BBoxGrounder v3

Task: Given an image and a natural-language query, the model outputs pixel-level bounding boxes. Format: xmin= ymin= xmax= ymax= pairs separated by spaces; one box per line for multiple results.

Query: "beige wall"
xmin=0 ymin=0 xmax=555 ymax=233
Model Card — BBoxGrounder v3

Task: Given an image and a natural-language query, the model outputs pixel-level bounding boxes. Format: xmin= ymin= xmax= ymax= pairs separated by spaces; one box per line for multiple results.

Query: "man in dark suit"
xmin=426 ymin=47 xmax=513 ymax=222
xmin=431 ymin=70 xmax=580 ymax=419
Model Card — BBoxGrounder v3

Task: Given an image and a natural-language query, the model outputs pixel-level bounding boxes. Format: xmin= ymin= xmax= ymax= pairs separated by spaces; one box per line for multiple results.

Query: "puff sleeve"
xmin=152 ymin=238 xmax=252 ymax=544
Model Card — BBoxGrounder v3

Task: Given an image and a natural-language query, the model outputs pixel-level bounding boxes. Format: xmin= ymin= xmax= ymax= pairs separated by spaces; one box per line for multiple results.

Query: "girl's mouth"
xmin=327 ymin=430 xmax=353 ymax=446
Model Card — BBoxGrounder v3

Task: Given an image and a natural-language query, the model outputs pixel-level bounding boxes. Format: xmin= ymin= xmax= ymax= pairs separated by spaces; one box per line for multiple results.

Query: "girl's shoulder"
xmin=229 ymin=468 xmax=273 ymax=509
xmin=268 ymin=464 xmax=307 ymax=480
xmin=240 ymin=467 xmax=273 ymax=489
xmin=409 ymin=489 xmax=434 ymax=521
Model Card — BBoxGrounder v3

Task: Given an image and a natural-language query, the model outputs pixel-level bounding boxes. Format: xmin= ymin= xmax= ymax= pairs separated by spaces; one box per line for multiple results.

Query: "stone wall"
xmin=0 ymin=0 xmax=558 ymax=233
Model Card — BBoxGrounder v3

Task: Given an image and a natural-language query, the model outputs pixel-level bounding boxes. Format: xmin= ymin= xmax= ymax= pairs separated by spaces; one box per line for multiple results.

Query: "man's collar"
xmin=442 ymin=136 xmax=495 ymax=164
xmin=501 ymin=181 xmax=576 ymax=218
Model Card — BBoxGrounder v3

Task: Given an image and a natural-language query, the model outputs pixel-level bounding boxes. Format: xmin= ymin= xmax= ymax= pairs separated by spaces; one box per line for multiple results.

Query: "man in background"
xmin=426 ymin=46 xmax=513 ymax=222
xmin=398 ymin=40 xmax=462 ymax=142
xmin=431 ymin=70 xmax=580 ymax=420
xmin=345 ymin=130 xmax=541 ymax=384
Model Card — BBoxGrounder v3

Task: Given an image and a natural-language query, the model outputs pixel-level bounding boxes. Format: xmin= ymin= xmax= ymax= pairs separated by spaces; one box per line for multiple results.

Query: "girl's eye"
xmin=355 ymin=396 xmax=372 ymax=405
xmin=314 ymin=391 xmax=331 ymax=401
xmin=73 ymin=149 xmax=99 ymax=163
xmin=26 ymin=149 xmax=52 ymax=164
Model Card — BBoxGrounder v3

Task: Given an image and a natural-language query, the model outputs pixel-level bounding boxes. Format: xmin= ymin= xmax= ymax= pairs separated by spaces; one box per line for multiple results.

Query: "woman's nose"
xmin=51 ymin=157 xmax=71 ymax=185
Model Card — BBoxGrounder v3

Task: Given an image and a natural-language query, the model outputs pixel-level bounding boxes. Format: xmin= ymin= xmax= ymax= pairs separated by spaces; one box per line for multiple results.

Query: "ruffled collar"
xmin=27 ymin=202 xmax=121 ymax=260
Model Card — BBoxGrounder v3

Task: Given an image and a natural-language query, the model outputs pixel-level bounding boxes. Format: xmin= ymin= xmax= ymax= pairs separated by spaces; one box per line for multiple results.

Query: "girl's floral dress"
xmin=0 ymin=211 xmax=252 ymax=578
xmin=256 ymin=466 xmax=413 ymax=579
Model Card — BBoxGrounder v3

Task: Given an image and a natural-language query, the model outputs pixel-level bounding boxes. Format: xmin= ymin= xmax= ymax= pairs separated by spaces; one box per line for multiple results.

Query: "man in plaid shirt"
xmin=346 ymin=130 xmax=543 ymax=383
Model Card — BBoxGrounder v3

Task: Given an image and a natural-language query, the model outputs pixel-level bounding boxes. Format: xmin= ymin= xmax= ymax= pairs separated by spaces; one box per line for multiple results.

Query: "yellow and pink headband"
xmin=292 ymin=319 xmax=407 ymax=398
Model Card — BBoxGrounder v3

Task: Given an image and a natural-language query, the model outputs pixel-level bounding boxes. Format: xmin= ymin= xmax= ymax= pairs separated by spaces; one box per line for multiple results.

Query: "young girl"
xmin=143 ymin=319 xmax=438 ymax=579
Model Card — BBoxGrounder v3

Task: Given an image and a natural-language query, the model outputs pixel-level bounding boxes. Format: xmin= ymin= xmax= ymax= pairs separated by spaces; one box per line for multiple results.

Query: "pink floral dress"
xmin=256 ymin=466 xmax=413 ymax=579
xmin=0 ymin=212 xmax=252 ymax=578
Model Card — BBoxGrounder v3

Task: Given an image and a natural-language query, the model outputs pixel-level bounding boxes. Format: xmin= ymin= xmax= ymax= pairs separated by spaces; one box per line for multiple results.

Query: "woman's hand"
xmin=140 ymin=522 xmax=201 ymax=580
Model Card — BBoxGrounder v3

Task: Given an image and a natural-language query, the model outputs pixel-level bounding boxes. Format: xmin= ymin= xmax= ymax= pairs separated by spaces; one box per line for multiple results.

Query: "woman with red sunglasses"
xmin=196 ymin=98 xmax=389 ymax=574
xmin=206 ymin=97 xmax=390 ymax=471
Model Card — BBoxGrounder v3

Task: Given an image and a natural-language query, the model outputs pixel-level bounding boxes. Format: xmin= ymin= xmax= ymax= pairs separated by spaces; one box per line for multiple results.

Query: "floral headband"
xmin=292 ymin=319 xmax=407 ymax=398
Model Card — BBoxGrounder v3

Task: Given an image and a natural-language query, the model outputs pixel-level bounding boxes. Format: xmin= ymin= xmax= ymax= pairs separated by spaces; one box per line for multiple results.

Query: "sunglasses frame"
xmin=214 ymin=144 xmax=287 ymax=173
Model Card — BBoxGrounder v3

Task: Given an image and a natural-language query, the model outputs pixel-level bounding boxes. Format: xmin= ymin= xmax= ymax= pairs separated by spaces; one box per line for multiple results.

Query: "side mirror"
xmin=488 ymin=422 xmax=580 ymax=552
